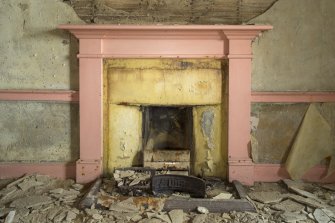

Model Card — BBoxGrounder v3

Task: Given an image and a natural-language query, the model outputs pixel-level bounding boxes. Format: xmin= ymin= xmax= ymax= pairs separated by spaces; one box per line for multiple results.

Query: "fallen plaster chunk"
xmin=212 ymin=192 xmax=233 ymax=200
xmin=313 ymin=209 xmax=331 ymax=223
xmin=10 ymin=195 xmax=52 ymax=208
xmin=72 ymin=183 xmax=84 ymax=191
xmin=248 ymin=191 xmax=283 ymax=204
xmin=154 ymin=213 xmax=172 ymax=223
xmin=271 ymin=199 xmax=305 ymax=212
xmin=285 ymin=104 xmax=335 ymax=179
xmin=18 ymin=179 xmax=44 ymax=191
xmin=4 ymin=210 xmax=15 ymax=223
xmin=192 ymin=214 xmax=207 ymax=223
xmin=288 ymin=186 xmax=318 ymax=200
xmin=6 ymin=175 xmax=30 ymax=188
xmin=322 ymin=184 xmax=335 ymax=192
xmin=285 ymin=194 xmax=327 ymax=209
xmin=168 ymin=209 xmax=184 ymax=223
xmin=280 ymin=212 xmax=307 ymax=222
xmin=196 ymin=206 xmax=209 ymax=214
xmin=109 ymin=198 xmax=139 ymax=213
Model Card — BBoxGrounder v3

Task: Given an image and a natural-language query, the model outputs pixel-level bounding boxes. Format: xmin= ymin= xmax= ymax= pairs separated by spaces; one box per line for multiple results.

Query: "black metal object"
xmin=151 ymin=175 xmax=206 ymax=198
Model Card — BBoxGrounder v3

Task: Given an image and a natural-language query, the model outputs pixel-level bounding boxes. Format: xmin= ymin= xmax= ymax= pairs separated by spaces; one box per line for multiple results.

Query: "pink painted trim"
xmin=58 ymin=24 xmax=273 ymax=31
xmin=0 ymin=162 xmax=76 ymax=180
xmin=57 ymin=24 xmax=276 ymax=184
xmin=254 ymin=164 xmax=335 ymax=183
xmin=252 ymin=91 xmax=335 ymax=103
xmin=0 ymin=90 xmax=79 ymax=102
xmin=77 ymin=54 xmax=227 ymax=59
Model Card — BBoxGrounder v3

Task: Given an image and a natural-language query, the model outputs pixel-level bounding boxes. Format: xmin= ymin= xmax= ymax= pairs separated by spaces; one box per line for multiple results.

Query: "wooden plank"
xmin=232 ymin=180 xmax=247 ymax=199
xmin=78 ymin=178 xmax=102 ymax=209
xmin=164 ymin=198 xmax=256 ymax=213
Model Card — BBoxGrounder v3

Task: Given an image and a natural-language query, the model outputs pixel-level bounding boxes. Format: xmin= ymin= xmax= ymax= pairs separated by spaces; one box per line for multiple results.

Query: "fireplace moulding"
xmin=55 ymin=24 xmax=333 ymax=185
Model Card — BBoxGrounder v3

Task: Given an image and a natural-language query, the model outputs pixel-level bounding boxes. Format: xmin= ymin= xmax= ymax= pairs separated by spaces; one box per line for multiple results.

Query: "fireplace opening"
xmin=142 ymin=106 xmax=193 ymax=173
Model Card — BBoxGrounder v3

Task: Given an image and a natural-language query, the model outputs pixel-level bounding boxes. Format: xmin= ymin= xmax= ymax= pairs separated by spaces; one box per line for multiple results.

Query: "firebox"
xmin=142 ymin=106 xmax=193 ymax=172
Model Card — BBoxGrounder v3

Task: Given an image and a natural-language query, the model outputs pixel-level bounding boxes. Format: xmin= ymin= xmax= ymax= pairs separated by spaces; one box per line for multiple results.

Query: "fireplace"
xmin=58 ymin=24 xmax=272 ymax=185
xmin=104 ymin=58 xmax=223 ymax=177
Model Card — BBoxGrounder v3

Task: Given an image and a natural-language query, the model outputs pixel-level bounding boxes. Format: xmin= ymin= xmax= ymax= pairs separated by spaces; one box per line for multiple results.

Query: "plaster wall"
xmin=250 ymin=0 xmax=335 ymax=163
xmin=0 ymin=0 xmax=82 ymax=163
xmin=251 ymin=0 xmax=335 ymax=91
xmin=0 ymin=0 xmax=83 ymax=90
xmin=1 ymin=0 xmax=335 ymax=168
xmin=0 ymin=102 xmax=79 ymax=162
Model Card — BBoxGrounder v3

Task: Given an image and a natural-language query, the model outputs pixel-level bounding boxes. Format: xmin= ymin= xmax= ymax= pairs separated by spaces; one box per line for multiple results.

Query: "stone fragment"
xmin=50 ymin=188 xmax=64 ymax=194
xmin=85 ymin=208 xmax=100 ymax=216
xmin=119 ymin=170 xmax=135 ymax=178
xmin=146 ymin=212 xmax=156 ymax=219
xmin=192 ymin=214 xmax=207 ymax=223
xmin=139 ymin=218 xmax=162 ymax=223
xmin=18 ymin=179 xmax=44 ymax=191
xmin=168 ymin=209 xmax=184 ymax=223
xmin=322 ymin=184 xmax=335 ymax=192
xmin=53 ymin=210 xmax=67 ymax=222
xmin=212 ymin=192 xmax=233 ymax=200
xmin=154 ymin=213 xmax=172 ymax=223
xmin=47 ymin=207 xmax=62 ymax=220
xmin=0 ymin=187 xmax=18 ymax=200
xmin=72 ymin=183 xmax=84 ymax=191
xmin=92 ymin=213 xmax=103 ymax=220
xmin=6 ymin=175 xmax=30 ymax=188
xmin=109 ymin=198 xmax=139 ymax=213
xmin=248 ymin=191 xmax=283 ymax=204
xmin=289 ymin=186 xmax=318 ymax=200
xmin=129 ymin=178 xmax=141 ymax=187
xmin=0 ymin=208 xmax=13 ymax=218
xmin=221 ymin=213 xmax=231 ymax=219
xmin=285 ymin=194 xmax=327 ymax=208
xmin=280 ymin=212 xmax=307 ymax=222
xmin=131 ymin=214 xmax=143 ymax=222
xmin=66 ymin=210 xmax=77 ymax=221
xmin=271 ymin=199 xmax=305 ymax=212
xmin=197 ymin=206 xmax=209 ymax=214
xmin=10 ymin=196 xmax=52 ymax=208
xmin=313 ymin=209 xmax=331 ymax=223
xmin=322 ymin=208 xmax=335 ymax=219
xmin=4 ymin=210 xmax=15 ymax=223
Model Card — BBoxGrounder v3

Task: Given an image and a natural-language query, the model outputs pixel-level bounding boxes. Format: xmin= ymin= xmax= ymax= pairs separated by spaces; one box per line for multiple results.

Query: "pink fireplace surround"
xmin=57 ymin=24 xmax=334 ymax=185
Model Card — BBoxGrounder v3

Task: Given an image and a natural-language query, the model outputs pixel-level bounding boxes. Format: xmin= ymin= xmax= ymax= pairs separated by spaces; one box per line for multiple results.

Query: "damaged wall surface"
xmin=0 ymin=102 xmax=79 ymax=162
xmin=250 ymin=0 xmax=335 ymax=165
xmin=0 ymin=0 xmax=82 ymax=164
xmin=0 ymin=0 xmax=334 ymax=179
xmin=68 ymin=0 xmax=278 ymax=24
xmin=251 ymin=0 xmax=335 ymax=91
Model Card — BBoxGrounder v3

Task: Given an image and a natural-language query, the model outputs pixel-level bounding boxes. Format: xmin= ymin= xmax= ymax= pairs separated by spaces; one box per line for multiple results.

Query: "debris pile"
xmin=0 ymin=173 xmax=334 ymax=223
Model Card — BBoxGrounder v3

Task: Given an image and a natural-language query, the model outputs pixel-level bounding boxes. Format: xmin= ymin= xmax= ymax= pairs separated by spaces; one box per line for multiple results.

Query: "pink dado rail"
xmin=11 ymin=24 xmax=326 ymax=185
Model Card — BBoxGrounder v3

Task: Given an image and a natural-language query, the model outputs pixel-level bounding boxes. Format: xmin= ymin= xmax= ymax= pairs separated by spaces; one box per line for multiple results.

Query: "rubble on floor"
xmin=0 ymin=173 xmax=334 ymax=223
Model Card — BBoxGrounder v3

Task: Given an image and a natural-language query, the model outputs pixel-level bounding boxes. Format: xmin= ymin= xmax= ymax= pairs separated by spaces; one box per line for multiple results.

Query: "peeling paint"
xmin=201 ymin=110 xmax=215 ymax=150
